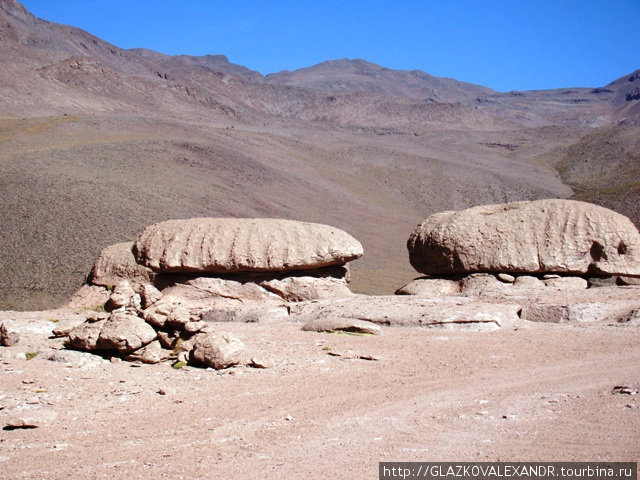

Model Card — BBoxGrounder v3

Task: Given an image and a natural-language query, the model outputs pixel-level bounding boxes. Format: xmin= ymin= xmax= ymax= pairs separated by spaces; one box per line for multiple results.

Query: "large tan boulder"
xmin=408 ymin=200 xmax=640 ymax=276
xmin=132 ymin=218 xmax=363 ymax=274
xmin=89 ymin=242 xmax=155 ymax=287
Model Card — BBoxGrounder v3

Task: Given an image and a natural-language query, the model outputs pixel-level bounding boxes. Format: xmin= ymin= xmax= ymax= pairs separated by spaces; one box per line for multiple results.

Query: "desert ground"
xmin=1 ymin=309 xmax=639 ymax=479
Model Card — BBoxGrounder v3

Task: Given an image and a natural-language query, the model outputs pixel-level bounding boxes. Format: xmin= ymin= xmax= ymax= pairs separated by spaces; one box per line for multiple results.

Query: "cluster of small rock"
xmin=64 ymin=218 xmax=363 ymax=368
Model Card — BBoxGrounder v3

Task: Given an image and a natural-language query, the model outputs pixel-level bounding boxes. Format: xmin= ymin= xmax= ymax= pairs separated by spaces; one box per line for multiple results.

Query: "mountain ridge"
xmin=0 ymin=0 xmax=638 ymax=310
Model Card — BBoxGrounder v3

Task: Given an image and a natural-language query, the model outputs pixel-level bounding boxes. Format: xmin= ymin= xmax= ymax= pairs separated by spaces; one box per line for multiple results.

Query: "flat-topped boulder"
xmin=408 ymin=199 xmax=640 ymax=276
xmin=133 ymin=218 xmax=363 ymax=274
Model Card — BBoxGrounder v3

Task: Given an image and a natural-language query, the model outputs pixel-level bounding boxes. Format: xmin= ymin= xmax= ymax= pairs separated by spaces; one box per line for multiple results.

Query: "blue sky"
xmin=20 ymin=0 xmax=640 ymax=92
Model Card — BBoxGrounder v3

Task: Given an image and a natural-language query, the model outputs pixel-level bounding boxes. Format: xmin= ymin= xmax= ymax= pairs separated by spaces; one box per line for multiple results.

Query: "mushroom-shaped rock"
xmin=133 ymin=218 xmax=363 ymax=273
xmin=408 ymin=200 xmax=640 ymax=276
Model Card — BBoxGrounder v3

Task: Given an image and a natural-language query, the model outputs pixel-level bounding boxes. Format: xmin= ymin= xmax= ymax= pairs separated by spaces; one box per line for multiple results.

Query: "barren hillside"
xmin=0 ymin=0 xmax=638 ymax=310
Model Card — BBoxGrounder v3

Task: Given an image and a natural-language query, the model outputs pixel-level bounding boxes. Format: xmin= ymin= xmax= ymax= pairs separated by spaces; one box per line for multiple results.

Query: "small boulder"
xmin=105 ymin=281 xmax=141 ymax=312
xmin=140 ymin=284 xmax=163 ymax=309
xmin=0 ymin=321 xmax=20 ymax=346
xmin=125 ymin=340 xmax=164 ymax=364
xmin=5 ymin=407 xmax=57 ymax=429
xmin=190 ymin=332 xmax=245 ymax=369
xmin=395 ymin=277 xmax=460 ymax=296
xmin=142 ymin=301 xmax=191 ymax=329
xmin=97 ymin=312 xmax=156 ymax=353
xmin=67 ymin=319 xmax=106 ymax=351
xmin=497 ymin=273 xmax=516 ymax=283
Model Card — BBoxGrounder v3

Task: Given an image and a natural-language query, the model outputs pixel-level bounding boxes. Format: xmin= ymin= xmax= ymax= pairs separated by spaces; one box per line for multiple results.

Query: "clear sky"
xmin=19 ymin=0 xmax=640 ymax=92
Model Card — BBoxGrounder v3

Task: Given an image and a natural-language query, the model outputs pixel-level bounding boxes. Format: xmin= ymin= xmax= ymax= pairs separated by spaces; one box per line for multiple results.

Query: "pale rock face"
xmin=543 ymin=276 xmax=588 ymax=289
xmin=133 ymin=218 xmax=363 ymax=273
xmin=161 ymin=277 xmax=280 ymax=306
xmin=190 ymin=332 xmax=245 ymax=369
xmin=260 ymin=276 xmax=353 ymax=301
xmin=408 ymin=199 xmax=640 ymax=276
xmin=394 ymin=277 xmax=460 ymax=296
xmin=89 ymin=242 xmax=155 ymax=287
xmin=302 ymin=317 xmax=382 ymax=335
xmin=290 ymin=296 xmax=520 ymax=331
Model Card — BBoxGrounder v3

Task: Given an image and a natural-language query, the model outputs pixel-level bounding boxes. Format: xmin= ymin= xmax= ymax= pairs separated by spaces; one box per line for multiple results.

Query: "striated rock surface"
xmin=89 ymin=242 xmax=155 ymax=287
xmin=133 ymin=218 xmax=363 ymax=273
xmin=408 ymin=199 xmax=640 ymax=276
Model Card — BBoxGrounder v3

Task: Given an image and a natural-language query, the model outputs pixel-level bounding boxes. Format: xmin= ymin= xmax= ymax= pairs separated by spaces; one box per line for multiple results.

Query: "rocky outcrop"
xmin=260 ymin=276 xmax=353 ymax=301
xmin=64 ymin=217 xmax=365 ymax=368
xmin=133 ymin=218 xmax=363 ymax=274
xmin=408 ymin=199 xmax=640 ymax=276
xmin=89 ymin=242 xmax=155 ymax=287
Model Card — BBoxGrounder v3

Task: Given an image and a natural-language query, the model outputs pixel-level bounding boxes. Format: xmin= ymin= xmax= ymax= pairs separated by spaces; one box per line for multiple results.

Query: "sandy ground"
xmin=0 ymin=310 xmax=638 ymax=479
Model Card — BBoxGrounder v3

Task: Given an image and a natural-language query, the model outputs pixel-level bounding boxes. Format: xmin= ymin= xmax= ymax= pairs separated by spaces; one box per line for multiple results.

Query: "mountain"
xmin=0 ymin=0 xmax=638 ymax=310
xmin=266 ymin=58 xmax=494 ymax=103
